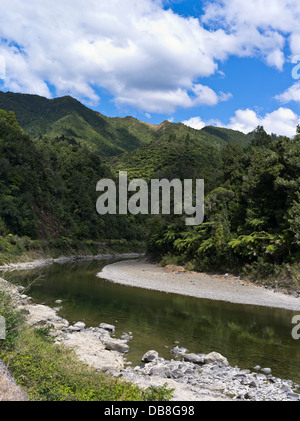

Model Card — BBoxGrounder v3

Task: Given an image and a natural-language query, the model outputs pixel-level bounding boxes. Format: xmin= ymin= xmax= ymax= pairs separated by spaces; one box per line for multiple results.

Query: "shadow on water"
xmin=2 ymin=259 xmax=300 ymax=384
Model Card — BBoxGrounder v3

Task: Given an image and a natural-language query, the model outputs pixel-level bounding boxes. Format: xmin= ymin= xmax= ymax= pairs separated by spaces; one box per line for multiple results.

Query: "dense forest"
xmin=0 ymin=91 xmax=299 ymax=290
xmin=0 ymin=109 xmax=143 ymax=262
xmin=147 ymin=126 xmax=300 ymax=285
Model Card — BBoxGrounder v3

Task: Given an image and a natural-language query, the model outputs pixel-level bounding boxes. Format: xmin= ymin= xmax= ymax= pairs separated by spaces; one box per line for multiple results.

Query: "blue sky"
xmin=1 ymin=0 xmax=300 ymax=136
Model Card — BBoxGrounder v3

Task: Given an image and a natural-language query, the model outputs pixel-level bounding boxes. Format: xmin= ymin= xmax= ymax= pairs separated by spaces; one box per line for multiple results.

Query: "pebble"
xmin=261 ymin=368 xmax=272 ymax=374
xmin=118 ymin=348 xmax=300 ymax=401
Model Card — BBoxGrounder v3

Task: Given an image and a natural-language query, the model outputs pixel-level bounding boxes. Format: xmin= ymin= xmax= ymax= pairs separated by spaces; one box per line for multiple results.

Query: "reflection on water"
xmin=2 ymin=259 xmax=300 ymax=384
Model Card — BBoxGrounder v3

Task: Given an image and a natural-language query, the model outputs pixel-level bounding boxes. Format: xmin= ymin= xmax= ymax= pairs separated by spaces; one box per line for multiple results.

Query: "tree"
xmin=251 ymin=125 xmax=272 ymax=147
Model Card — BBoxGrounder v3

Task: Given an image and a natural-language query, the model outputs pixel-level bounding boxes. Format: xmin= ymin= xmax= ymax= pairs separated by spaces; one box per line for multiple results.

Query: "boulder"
xmin=149 ymin=365 xmax=170 ymax=377
xmin=261 ymin=367 xmax=272 ymax=374
xmin=183 ymin=353 xmax=205 ymax=364
xmin=99 ymin=323 xmax=115 ymax=332
xmin=73 ymin=321 xmax=86 ymax=330
xmin=204 ymin=351 xmax=229 ymax=366
xmin=142 ymin=350 xmax=159 ymax=362
xmin=105 ymin=339 xmax=129 ymax=354
xmin=170 ymin=346 xmax=188 ymax=356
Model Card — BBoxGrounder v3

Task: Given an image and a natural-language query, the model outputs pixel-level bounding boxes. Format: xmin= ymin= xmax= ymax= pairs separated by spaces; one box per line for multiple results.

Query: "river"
xmin=2 ymin=259 xmax=300 ymax=385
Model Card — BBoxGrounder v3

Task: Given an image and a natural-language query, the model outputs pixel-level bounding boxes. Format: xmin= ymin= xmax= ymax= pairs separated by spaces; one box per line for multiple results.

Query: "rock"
xmin=55 ymin=299 xmax=62 ymax=304
xmin=261 ymin=367 xmax=272 ymax=374
xmin=149 ymin=365 xmax=170 ymax=377
xmin=255 ymin=373 xmax=267 ymax=381
xmin=98 ymin=328 xmax=111 ymax=342
xmin=170 ymin=346 xmax=188 ymax=356
xmin=73 ymin=321 xmax=86 ymax=330
xmin=171 ymin=369 xmax=185 ymax=379
xmin=99 ymin=323 xmax=115 ymax=332
xmin=244 ymin=391 xmax=255 ymax=400
xmin=61 ymin=330 xmax=124 ymax=372
xmin=142 ymin=350 xmax=159 ymax=362
xmin=287 ymin=392 xmax=300 ymax=400
xmin=183 ymin=353 xmax=205 ymax=364
xmin=249 ymin=381 xmax=257 ymax=388
xmin=204 ymin=352 xmax=229 ymax=366
xmin=280 ymin=385 xmax=292 ymax=393
xmin=67 ymin=325 xmax=81 ymax=332
xmin=105 ymin=339 xmax=129 ymax=354
xmin=253 ymin=365 xmax=261 ymax=371
xmin=121 ymin=332 xmax=133 ymax=342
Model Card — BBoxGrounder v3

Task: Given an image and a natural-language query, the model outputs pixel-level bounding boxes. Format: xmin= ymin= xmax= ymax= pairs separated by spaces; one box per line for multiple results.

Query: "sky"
xmin=1 ymin=0 xmax=300 ymax=137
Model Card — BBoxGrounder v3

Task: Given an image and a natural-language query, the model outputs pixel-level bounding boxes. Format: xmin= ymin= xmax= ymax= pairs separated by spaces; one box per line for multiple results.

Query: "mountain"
xmin=0 ymin=91 xmax=147 ymax=156
xmin=0 ymin=91 xmax=251 ymax=157
xmin=0 ymin=109 xmax=143 ymax=242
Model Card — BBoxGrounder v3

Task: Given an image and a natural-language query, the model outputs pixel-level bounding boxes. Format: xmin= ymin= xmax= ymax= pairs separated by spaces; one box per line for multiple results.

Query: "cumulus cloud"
xmin=0 ymin=0 xmax=225 ymax=112
xmin=182 ymin=116 xmax=206 ymax=130
xmin=183 ymin=107 xmax=300 ymax=137
xmin=0 ymin=0 xmax=299 ymax=113
xmin=202 ymin=0 xmax=300 ymax=69
xmin=228 ymin=107 xmax=300 ymax=137
xmin=275 ymin=81 xmax=300 ymax=104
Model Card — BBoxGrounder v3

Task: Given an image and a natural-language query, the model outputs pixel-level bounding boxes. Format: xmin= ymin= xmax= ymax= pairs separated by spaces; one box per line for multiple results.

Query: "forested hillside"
xmin=0 ymin=92 xmax=299 ymax=289
xmin=146 ymin=126 xmax=300 ymax=289
xmin=0 ymin=91 xmax=251 ymax=157
xmin=0 ymin=109 xmax=142 ymax=262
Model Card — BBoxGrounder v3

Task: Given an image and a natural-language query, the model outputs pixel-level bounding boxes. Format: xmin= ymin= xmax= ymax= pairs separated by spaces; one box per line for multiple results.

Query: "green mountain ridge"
xmin=0 ymin=91 xmax=251 ymax=157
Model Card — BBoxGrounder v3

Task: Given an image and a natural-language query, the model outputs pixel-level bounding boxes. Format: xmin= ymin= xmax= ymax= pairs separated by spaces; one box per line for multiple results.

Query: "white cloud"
xmin=0 ymin=0 xmax=225 ymax=113
xmin=228 ymin=109 xmax=260 ymax=133
xmin=182 ymin=116 xmax=206 ymax=130
xmin=183 ymin=107 xmax=300 ymax=137
xmin=275 ymin=81 xmax=300 ymax=104
xmin=261 ymin=108 xmax=300 ymax=137
xmin=202 ymin=0 xmax=300 ymax=69
xmin=229 ymin=107 xmax=300 ymax=137
xmin=114 ymin=84 xmax=231 ymax=114
xmin=0 ymin=0 xmax=299 ymax=113
xmin=0 ymin=55 xmax=5 ymax=80
xmin=0 ymin=0 xmax=296 ymax=114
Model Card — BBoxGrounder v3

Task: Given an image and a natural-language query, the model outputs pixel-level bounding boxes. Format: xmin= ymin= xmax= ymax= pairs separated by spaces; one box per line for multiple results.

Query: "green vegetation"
xmin=0 ymin=91 xmax=251 ymax=158
xmin=0 ymin=109 xmax=143 ymax=259
xmin=0 ymin=91 xmax=299 ymax=289
xmin=0 ymin=92 xmax=299 ymax=400
xmin=146 ymin=127 xmax=300 ymax=291
xmin=0 ymin=289 xmax=173 ymax=401
xmin=110 ymin=135 xmax=223 ymax=193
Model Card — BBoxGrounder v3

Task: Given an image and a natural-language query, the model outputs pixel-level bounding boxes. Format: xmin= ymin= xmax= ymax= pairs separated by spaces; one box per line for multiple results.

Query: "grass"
xmin=0 ymin=288 xmax=173 ymax=401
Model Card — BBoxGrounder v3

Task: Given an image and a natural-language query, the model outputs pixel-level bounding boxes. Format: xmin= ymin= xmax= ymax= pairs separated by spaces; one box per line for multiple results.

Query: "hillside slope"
xmin=0 ymin=91 xmax=251 ymax=156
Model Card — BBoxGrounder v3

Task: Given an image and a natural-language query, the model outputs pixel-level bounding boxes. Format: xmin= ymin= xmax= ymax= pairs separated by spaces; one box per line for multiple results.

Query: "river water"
xmin=3 ymin=259 xmax=300 ymax=384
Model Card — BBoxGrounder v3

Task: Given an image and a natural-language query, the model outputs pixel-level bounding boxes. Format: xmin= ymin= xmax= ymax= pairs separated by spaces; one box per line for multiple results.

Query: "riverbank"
xmin=0 ymin=254 xmax=300 ymax=401
xmin=98 ymin=259 xmax=300 ymax=311
xmin=1 ymin=273 xmax=299 ymax=401
xmin=0 ymin=252 xmax=144 ymax=272
xmin=0 ymin=275 xmax=172 ymax=401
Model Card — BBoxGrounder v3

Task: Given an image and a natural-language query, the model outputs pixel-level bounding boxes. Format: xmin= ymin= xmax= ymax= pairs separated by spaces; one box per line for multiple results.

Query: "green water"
xmin=3 ymin=259 xmax=300 ymax=384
